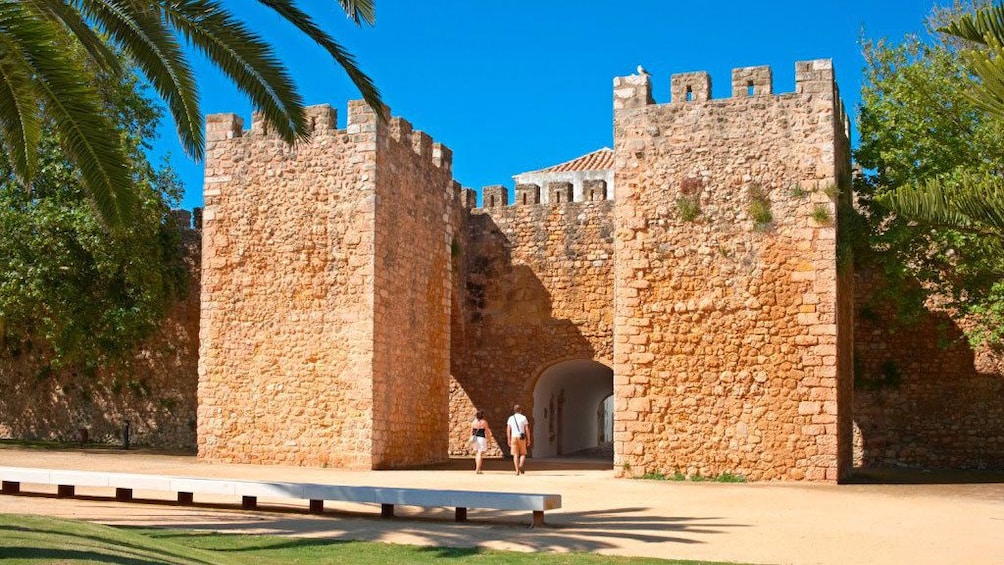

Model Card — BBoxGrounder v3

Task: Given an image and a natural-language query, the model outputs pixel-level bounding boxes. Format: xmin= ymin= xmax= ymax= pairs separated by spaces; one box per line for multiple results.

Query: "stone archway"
xmin=531 ymin=359 xmax=613 ymax=459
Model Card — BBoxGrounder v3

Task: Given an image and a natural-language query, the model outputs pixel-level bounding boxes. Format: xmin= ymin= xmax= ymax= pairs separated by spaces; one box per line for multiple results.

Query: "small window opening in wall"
xmin=555 ymin=193 xmax=562 ymax=204
xmin=522 ymin=193 xmax=527 ymax=205
xmin=686 ymin=86 xmax=693 ymax=102
xmin=488 ymin=196 xmax=495 ymax=207
xmin=747 ymin=80 xmax=755 ymax=97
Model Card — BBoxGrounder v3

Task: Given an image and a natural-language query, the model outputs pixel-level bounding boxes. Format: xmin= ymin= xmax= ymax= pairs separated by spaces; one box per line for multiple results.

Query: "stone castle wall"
xmin=369 ymin=110 xmax=455 ymax=467
xmin=199 ymin=102 xmax=456 ymax=468
xmin=853 ymin=271 xmax=1004 ymax=469
xmin=2 ymin=58 xmax=1002 ymax=478
xmin=449 ymin=197 xmax=615 ymax=455
xmin=0 ymin=222 xmax=201 ymax=449
xmin=198 ymin=105 xmax=380 ymax=467
xmin=610 ymin=61 xmax=853 ymax=481
xmin=57 ymin=58 xmax=991 ymax=478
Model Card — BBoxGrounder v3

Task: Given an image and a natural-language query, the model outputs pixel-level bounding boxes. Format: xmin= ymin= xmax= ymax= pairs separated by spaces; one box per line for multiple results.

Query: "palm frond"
xmin=258 ymin=0 xmax=382 ymax=115
xmin=18 ymin=30 xmax=135 ymax=225
xmin=78 ymin=0 xmax=204 ymax=160
xmin=26 ymin=0 xmax=122 ymax=75
xmin=956 ymin=32 xmax=1004 ymax=122
xmin=938 ymin=5 xmax=1004 ymax=122
xmin=337 ymin=0 xmax=376 ymax=26
xmin=881 ymin=171 xmax=1004 ymax=237
xmin=0 ymin=3 xmax=45 ymax=182
xmin=940 ymin=4 xmax=1004 ymax=46
xmin=160 ymin=0 xmax=307 ymax=144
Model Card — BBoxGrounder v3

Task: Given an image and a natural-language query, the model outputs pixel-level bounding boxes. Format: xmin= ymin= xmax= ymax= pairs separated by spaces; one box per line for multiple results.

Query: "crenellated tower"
xmin=199 ymin=101 xmax=458 ymax=469
xmin=611 ymin=60 xmax=853 ymax=481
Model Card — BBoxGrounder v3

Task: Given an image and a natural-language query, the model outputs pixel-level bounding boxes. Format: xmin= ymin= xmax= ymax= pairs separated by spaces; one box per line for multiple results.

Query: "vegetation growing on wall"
xmin=747 ymin=183 xmax=772 ymax=230
xmin=676 ymin=195 xmax=701 ymax=222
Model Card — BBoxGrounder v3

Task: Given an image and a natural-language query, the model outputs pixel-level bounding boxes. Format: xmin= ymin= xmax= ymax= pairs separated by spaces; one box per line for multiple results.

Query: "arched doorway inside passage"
xmin=531 ymin=358 xmax=614 ymax=461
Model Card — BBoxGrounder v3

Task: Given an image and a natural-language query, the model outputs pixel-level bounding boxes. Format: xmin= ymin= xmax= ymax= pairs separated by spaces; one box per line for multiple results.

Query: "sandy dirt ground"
xmin=0 ymin=446 xmax=1002 ymax=565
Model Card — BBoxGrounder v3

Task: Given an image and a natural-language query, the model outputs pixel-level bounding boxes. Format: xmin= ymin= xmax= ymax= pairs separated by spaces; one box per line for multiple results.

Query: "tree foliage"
xmin=0 ymin=56 xmax=186 ymax=373
xmin=0 ymin=0 xmax=381 ymax=226
xmin=855 ymin=17 xmax=1004 ymax=346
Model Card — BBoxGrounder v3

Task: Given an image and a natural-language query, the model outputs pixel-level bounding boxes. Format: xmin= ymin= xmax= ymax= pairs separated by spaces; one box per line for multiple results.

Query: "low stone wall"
xmin=0 ymin=229 xmax=200 ymax=449
xmin=853 ymin=270 xmax=1004 ymax=470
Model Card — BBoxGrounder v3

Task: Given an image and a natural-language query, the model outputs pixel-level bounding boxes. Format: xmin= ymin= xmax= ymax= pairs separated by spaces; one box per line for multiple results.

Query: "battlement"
xmin=478 ymin=178 xmax=612 ymax=209
xmin=449 ymin=180 xmax=478 ymax=209
xmin=383 ymin=114 xmax=453 ymax=172
xmin=515 ymin=183 xmax=540 ymax=205
xmin=482 ymin=185 xmax=508 ymax=209
xmin=613 ymin=59 xmax=849 ymax=140
xmin=204 ymin=101 xmax=453 ymax=172
xmin=460 ymin=186 xmax=478 ymax=209
xmin=615 ymin=59 xmax=838 ymax=108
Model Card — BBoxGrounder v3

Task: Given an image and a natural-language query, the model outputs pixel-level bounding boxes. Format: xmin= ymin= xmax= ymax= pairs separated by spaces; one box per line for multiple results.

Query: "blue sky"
xmin=156 ymin=1 xmax=941 ymax=212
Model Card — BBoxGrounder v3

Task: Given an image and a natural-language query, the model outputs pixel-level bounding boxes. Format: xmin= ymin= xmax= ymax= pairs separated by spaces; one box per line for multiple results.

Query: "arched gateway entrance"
xmin=532 ymin=359 xmax=613 ymax=459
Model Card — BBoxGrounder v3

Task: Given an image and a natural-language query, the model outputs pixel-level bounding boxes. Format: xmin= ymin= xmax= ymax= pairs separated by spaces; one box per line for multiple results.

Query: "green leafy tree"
xmin=855 ymin=23 xmax=1004 ymax=346
xmin=0 ymin=54 xmax=187 ymax=372
xmin=0 ymin=0 xmax=381 ymax=226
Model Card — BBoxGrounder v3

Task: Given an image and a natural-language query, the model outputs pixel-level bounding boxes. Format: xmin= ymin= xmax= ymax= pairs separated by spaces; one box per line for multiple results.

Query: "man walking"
xmin=507 ymin=404 xmax=531 ymax=475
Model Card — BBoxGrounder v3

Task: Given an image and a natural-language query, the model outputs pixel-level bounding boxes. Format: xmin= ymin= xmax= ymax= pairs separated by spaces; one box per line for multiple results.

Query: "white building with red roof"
xmin=511 ymin=147 xmax=614 ymax=204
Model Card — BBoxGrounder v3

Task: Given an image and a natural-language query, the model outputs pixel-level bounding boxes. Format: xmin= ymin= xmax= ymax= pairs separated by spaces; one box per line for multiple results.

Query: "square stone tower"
xmin=612 ymin=60 xmax=854 ymax=481
xmin=198 ymin=102 xmax=456 ymax=468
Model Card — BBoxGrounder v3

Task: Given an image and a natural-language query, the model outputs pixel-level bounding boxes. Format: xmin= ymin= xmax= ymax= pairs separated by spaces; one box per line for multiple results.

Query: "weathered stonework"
xmin=449 ymin=200 xmax=615 ymax=457
xmin=610 ymin=60 xmax=854 ymax=481
xmin=199 ymin=102 xmax=453 ymax=468
xmin=194 ymin=61 xmax=855 ymax=479
xmin=853 ymin=271 xmax=1004 ymax=469
xmin=3 ymin=60 xmax=1000 ymax=476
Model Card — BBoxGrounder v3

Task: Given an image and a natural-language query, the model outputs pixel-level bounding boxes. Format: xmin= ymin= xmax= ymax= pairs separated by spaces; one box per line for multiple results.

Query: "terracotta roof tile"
xmin=525 ymin=148 xmax=614 ymax=174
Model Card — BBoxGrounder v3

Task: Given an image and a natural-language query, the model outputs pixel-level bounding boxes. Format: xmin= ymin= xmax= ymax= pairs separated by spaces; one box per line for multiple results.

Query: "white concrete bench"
xmin=0 ymin=466 xmax=561 ymax=527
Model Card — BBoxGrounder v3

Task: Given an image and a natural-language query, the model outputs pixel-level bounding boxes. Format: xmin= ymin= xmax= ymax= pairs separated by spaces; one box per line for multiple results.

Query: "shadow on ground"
xmin=409 ymin=456 xmax=612 ymax=473
xmin=847 ymin=467 xmax=1004 ymax=484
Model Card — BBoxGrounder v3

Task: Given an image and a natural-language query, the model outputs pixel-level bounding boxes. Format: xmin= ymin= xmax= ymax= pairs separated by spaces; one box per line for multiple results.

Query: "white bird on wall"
xmin=637 ymin=65 xmax=650 ymax=75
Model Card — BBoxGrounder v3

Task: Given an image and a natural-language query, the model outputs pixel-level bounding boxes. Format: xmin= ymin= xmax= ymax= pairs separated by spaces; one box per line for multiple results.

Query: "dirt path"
xmin=1 ymin=447 xmax=1002 ymax=565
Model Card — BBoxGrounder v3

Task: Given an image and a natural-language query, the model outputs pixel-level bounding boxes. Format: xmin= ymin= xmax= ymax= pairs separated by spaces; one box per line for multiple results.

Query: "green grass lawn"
xmin=0 ymin=513 xmax=742 ymax=564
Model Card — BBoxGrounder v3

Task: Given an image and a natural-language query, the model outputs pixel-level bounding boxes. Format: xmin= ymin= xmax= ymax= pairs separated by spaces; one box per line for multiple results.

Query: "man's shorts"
xmin=511 ymin=437 xmax=527 ymax=456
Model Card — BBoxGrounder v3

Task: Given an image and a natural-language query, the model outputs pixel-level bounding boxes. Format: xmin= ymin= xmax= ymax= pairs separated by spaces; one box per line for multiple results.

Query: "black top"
xmin=474 ymin=428 xmax=486 ymax=437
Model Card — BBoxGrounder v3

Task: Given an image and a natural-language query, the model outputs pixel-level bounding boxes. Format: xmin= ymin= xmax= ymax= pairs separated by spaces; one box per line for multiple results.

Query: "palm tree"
xmin=941 ymin=2 xmax=1004 ymax=120
xmin=880 ymin=172 xmax=1004 ymax=239
xmin=0 ymin=0 xmax=381 ymax=226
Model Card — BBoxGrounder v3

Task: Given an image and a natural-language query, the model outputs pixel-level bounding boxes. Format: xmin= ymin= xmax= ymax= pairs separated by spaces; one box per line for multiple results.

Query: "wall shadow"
xmin=450 ymin=206 xmax=615 ymax=460
xmin=853 ymin=269 xmax=1004 ymax=472
xmin=0 ymin=230 xmax=201 ymax=450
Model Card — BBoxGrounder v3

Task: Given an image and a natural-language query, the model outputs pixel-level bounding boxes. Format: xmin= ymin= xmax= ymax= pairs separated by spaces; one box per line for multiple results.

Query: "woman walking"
xmin=471 ymin=410 xmax=493 ymax=474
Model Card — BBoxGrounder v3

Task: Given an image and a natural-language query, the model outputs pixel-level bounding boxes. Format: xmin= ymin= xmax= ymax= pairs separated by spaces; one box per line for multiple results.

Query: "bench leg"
xmin=455 ymin=507 xmax=467 ymax=522
xmin=531 ymin=511 xmax=545 ymax=528
xmin=380 ymin=503 xmax=394 ymax=518
xmin=1 ymin=481 xmax=19 ymax=494
xmin=242 ymin=496 xmax=257 ymax=510
xmin=57 ymin=485 xmax=75 ymax=498
xmin=309 ymin=499 xmax=324 ymax=514
xmin=178 ymin=492 xmax=194 ymax=505
xmin=115 ymin=488 xmax=133 ymax=501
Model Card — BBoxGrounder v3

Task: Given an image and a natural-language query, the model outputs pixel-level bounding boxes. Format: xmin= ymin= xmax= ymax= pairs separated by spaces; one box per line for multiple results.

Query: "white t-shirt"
xmin=507 ymin=413 xmax=529 ymax=439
